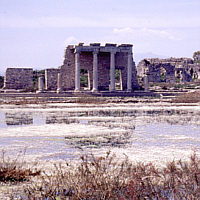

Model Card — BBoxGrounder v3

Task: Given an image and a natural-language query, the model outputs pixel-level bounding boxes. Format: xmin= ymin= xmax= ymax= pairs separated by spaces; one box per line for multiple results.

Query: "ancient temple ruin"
xmin=46 ymin=43 xmax=140 ymax=92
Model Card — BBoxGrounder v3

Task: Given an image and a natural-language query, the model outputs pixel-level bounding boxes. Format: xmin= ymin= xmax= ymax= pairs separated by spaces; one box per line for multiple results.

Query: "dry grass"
xmin=6 ymin=150 xmax=200 ymax=199
xmin=0 ymin=150 xmax=40 ymax=183
xmin=172 ymin=91 xmax=200 ymax=103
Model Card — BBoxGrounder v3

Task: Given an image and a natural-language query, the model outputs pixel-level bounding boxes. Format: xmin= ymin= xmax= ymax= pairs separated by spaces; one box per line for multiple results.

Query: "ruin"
xmin=137 ymin=58 xmax=200 ymax=83
xmin=46 ymin=43 xmax=140 ymax=92
xmin=2 ymin=43 xmax=140 ymax=93
xmin=3 ymin=68 xmax=33 ymax=91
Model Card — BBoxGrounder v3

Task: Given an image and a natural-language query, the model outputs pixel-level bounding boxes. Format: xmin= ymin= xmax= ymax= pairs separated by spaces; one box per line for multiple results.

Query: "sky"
xmin=0 ymin=0 xmax=200 ymax=75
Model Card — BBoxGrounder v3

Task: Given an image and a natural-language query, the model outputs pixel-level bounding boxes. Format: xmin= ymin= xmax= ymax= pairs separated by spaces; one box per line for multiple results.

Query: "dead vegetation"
xmin=172 ymin=91 xmax=200 ymax=103
xmin=2 ymin=151 xmax=199 ymax=199
xmin=0 ymin=150 xmax=40 ymax=183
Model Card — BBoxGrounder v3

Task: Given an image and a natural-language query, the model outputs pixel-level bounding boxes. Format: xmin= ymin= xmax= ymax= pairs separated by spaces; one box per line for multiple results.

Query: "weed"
xmin=0 ymin=150 xmax=41 ymax=183
xmin=172 ymin=91 xmax=200 ymax=103
xmin=8 ymin=151 xmax=200 ymax=199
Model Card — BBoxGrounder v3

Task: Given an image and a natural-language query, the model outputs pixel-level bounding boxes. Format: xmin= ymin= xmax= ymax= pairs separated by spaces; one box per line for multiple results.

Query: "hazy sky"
xmin=0 ymin=0 xmax=200 ymax=74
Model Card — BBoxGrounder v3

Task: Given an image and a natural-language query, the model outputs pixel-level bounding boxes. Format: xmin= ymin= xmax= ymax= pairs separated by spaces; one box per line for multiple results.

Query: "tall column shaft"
xmin=57 ymin=72 xmax=62 ymax=93
xmin=75 ymin=51 xmax=80 ymax=92
xmin=127 ymin=52 xmax=132 ymax=91
xmin=92 ymin=52 xmax=98 ymax=92
xmin=36 ymin=77 xmax=44 ymax=93
xmin=110 ymin=52 xmax=115 ymax=92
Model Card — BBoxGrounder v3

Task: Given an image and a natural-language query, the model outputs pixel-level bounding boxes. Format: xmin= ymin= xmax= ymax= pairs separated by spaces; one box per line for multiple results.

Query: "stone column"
xmin=88 ymin=70 xmax=91 ymax=90
xmin=74 ymin=50 xmax=80 ymax=92
xmin=37 ymin=77 xmax=44 ymax=93
xmin=110 ymin=50 xmax=116 ymax=92
xmin=144 ymin=75 xmax=149 ymax=92
xmin=57 ymin=72 xmax=62 ymax=93
xmin=92 ymin=50 xmax=99 ymax=92
xmin=127 ymin=52 xmax=132 ymax=91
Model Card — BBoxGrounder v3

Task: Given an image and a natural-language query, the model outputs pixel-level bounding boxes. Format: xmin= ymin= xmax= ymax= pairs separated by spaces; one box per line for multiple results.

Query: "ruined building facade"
xmin=2 ymin=43 xmax=140 ymax=92
xmin=56 ymin=43 xmax=139 ymax=92
xmin=137 ymin=58 xmax=200 ymax=83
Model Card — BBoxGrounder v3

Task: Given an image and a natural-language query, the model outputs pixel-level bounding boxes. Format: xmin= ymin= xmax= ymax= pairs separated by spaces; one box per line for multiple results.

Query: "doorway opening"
xmin=80 ymin=69 xmax=90 ymax=90
xmin=115 ymin=69 xmax=123 ymax=90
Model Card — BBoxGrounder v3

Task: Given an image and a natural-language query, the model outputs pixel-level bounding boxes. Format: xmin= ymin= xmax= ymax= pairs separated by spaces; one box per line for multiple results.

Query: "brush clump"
xmin=3 ymin=150 xmax=199 ymax=199
xmin=0 ymin=150 xmax=40 ymax=183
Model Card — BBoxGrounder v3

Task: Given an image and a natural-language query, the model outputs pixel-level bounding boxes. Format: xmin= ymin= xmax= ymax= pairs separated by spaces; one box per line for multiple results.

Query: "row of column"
xmin=74 ymin=50 xmax=133 ymax=92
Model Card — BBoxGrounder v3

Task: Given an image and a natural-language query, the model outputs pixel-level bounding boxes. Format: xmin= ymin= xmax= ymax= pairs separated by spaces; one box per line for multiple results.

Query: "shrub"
xmin=0 ymin=150 xmax=40 ymax=183
xmin=9 ymin=151 xmax=200 ymax=199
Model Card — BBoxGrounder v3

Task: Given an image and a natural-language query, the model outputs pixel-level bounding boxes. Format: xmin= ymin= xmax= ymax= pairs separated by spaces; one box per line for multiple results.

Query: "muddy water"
xmin=0 ymin=103 xmax=199 ymax=165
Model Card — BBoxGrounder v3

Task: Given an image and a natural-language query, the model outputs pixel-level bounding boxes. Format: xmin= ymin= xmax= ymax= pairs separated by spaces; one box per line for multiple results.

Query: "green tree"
xmin=0 ymin=76 xmax=4 ymax=88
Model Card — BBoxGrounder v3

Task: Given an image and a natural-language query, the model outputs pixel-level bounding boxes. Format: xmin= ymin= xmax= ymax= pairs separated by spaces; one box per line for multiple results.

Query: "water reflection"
xmin=0 ymin=104 xmax=199 ymax=163
xmin=5 ymin=113 xmax=33 ymax=126
xmin=0 ymin=107 xmax=199 ymax=128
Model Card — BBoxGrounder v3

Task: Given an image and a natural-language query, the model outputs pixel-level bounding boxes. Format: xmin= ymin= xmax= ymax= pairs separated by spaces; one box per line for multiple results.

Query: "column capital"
xmin=93 ymin=48 xmax=99 ymax=54
xmin=74 ymin=48 xmax=81 ymax=54
xmin=128 ymin=51 xmax=133 ymax=55
xmin=110 ymin=48 xmax=117 ymax=54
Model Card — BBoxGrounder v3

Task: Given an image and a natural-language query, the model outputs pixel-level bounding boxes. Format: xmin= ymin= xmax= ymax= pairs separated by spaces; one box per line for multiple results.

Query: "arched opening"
xmin=160 ymin=67 xmax=166 ymax=82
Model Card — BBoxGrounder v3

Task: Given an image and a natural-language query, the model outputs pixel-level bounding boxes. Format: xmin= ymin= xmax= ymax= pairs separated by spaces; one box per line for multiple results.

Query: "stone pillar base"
xmin=126 ymin=89 xmax=132 ymax=92
xmin=92 ymin=88 xmax=99 ymax=93
xmin=57 ymin=89 xmax=62 ymax=94
xmin=36 ymin=90 xmax=45 ymax=93
xmin=74 ymin=88 xmax=81 ymax=93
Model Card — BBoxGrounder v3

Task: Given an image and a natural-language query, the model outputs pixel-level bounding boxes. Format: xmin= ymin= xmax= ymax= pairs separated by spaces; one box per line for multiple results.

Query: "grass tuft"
xmin=0 ymin=150 xmax=41 ymax=183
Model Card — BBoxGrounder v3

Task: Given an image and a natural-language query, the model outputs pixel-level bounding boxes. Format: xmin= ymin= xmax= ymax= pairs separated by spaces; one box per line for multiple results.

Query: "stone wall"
xmin=45 ymin=68 xmax=60 ymax=91
xmin=137 ymin=58 xmax=199 ymax=83
xmin=3 ymin=68 xmax=33 ymax=91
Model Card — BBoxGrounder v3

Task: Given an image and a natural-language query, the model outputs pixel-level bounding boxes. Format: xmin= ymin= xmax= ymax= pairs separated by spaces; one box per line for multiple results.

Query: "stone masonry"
xmin=45 ymin=68 xmax=60 ymax=91
xmin=58 ymin=43 xmax=140 ymax=92
xmin=137 ymin=58 xmax=199 ymax=83
xmin=3 ymin=68 xmax=33 ymax=91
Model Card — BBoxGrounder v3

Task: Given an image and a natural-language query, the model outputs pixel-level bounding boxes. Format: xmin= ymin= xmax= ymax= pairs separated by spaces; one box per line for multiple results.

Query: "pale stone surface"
xmin=36 ymin=77 xmax=44 ymax=93
xmin=74 ymin=51 xmax=81 ymax=92
xmin=92 ymin=51 xmax=99 ymax=92
xmin=57 ymin=73 xmax=62 ymax=93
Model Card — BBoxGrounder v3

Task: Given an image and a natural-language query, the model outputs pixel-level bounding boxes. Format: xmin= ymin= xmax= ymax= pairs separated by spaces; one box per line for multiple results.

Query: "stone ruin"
xmin=2 ymin=43 xmax=140 ymax=93
xmin=137 ymin=57 xmax=200 ymax=83
xmin=46 ymin=43 xmax=140 ymax=92
xmin=3 ymin=68 xmax=33 ymax=91
xmin=3 ymin=44 xmax=199 ymax=93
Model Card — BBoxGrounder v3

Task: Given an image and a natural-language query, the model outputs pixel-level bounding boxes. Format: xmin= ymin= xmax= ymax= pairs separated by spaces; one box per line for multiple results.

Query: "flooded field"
xmin=0 ymin=102 xmax=200 ymax=166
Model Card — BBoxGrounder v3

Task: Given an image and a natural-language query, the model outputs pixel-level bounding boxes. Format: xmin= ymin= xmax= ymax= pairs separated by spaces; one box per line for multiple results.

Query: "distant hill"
xmin=134 ymin=52 xmax=168 ymax=65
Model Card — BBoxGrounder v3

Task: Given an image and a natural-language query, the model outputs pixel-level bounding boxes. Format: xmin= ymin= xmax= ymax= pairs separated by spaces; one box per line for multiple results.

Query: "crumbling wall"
xmin=137 ymin=58 xmax=196 ymax=83
xmin=3 ymin=68 xmax=33 ymax=91
xmin=45 ymin=68 xmax=60 ymax=91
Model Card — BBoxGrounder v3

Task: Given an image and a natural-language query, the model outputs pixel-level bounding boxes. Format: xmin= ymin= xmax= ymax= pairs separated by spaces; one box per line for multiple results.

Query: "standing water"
xmin=0 ymin=102 xmax=199 ymax=165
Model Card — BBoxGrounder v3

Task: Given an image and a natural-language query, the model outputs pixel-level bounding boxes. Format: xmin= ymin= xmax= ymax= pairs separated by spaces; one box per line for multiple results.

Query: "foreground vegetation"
xmin=0 ymin=151 xmax=199 ymax=199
